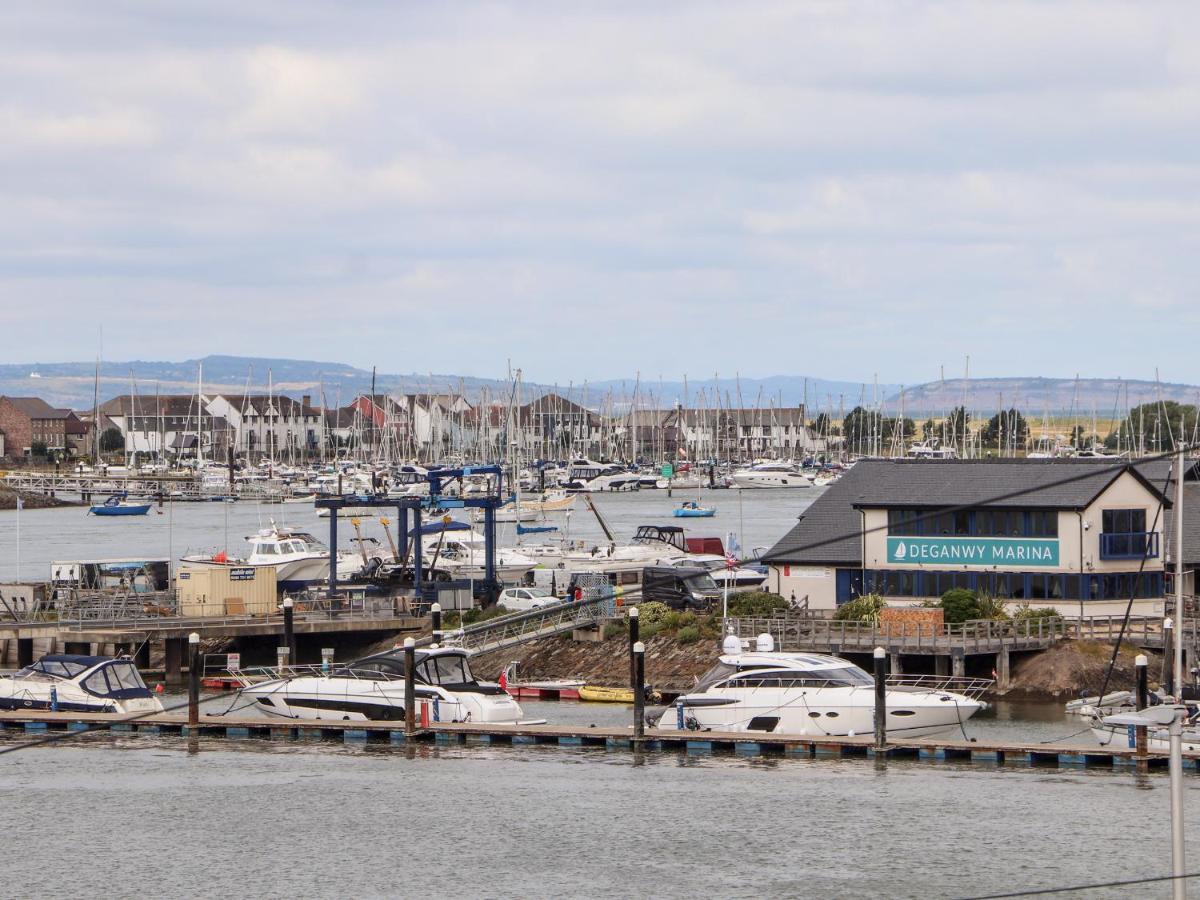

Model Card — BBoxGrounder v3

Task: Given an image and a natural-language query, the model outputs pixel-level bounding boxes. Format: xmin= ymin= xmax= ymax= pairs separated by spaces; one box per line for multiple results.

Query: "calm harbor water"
xmin=0 ymin=735 xmax=1195 ymax=899
xmin=2 ymin=487 xmax=1188 ymax=898
xmin=0 ymin=486 xmax=814 ymax=582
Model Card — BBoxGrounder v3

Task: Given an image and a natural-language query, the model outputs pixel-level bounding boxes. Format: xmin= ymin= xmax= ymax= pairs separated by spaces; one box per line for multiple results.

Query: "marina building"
xmin=763 ymin=459 xmax=1178 ymax=618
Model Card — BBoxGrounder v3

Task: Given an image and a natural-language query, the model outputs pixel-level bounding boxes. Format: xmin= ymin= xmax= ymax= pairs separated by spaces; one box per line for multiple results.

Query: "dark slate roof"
xmin=2 ymin=397 xmax=71 ymax=419
xmin=760 ymin=475 xmax=864 ymax=566
xmin=761 ymin=458 xmax=1174 ymax=567
xmin=845 ymin=459 xmax=1168 ymax=511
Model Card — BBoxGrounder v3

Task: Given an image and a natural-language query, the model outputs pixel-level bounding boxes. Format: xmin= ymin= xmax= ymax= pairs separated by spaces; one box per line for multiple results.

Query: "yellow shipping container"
xmin=175 ymin=565 xmax=278 ymax=617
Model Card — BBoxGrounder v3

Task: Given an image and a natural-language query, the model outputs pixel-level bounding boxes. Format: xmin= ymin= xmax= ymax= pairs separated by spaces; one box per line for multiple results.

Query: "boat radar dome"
xmin=756 ymin=633 xmax=775 ymax=653
xmin=722 ymin=634 xmax=742 ymax=656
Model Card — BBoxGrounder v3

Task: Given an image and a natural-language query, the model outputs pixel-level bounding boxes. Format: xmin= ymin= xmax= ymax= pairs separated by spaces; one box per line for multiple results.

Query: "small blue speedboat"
xmin=89 ymin=493 xmax=152 ymax=516
xmin=673 ymin=500 xmax=716 ymax=518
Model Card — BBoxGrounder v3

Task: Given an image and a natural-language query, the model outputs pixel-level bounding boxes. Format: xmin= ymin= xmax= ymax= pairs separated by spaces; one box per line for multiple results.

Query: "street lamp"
xmin=1103 ymin=706 xmax=1187 ymax=899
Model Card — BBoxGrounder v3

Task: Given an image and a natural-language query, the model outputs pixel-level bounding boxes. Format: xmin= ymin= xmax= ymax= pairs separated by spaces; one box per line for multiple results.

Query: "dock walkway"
xmin=0 ymin=709 xmax=1187 ymax=772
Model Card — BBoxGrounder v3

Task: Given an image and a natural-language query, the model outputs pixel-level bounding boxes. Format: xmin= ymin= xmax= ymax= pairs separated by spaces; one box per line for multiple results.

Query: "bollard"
xmin=404 ymin=638 xmax=416 ymax=736
xmin=1136 ymin=654 xmax=1149 ymax=764
xmin=628 ymin=606 xmax=639 ymax=693
xmin=321 ymin=648 xmax=334 ymax=674
xmin=431 ymin=602 xmax=443 ymax=646
xmin=873 ymin=646 xmax=887 ymax=750
xmin=187 ymin=632 xmax=201 ymax=727
xmin=283 ymin=597 xmax=296 ymax=664
xmin=633 ymin=640 xmax=646 ymax=742
xmin=420 ymin=699 xmax=430 ymax=729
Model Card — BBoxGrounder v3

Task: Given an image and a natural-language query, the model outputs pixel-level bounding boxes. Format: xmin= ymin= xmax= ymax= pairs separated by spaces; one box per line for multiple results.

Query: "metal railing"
xmin=432 ymin=593 xmax=618 ymax=655
xmin=886 ymin=674 xmax=993 ymax=700
xmin=726 ymin=615 xmax=1069 ymax=653
xmin=1099 ymin=531 xmax=1159 ymax=559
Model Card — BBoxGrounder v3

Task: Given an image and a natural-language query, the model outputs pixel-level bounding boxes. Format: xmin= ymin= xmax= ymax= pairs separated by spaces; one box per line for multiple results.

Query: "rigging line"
xmin=959 ymin=870 xmax=1200 ymax=899
xmin=1089 ymin=458 xmax=1175 ymax=707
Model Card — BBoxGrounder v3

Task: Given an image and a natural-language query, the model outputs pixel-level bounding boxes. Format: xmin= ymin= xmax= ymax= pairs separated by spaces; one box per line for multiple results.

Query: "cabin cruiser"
xmin=561 ymin=459 xmax=641 ymax=492
xmin=236 ymin=646 xmax=536 ymax=724
xmin=649 ymin=635 xmax=987 ymax=737
xmin=730 ymin=462 xmax=811 ymax=489
xmin=907 ymin=441 xmax=958 ymax=460
xmin=181 ymin=523 xmax=333 ymax=590
xmin=0 ymin=654 xmax=164 ymax=715
xmin=415 ymin=521 xmax=537 ymax=581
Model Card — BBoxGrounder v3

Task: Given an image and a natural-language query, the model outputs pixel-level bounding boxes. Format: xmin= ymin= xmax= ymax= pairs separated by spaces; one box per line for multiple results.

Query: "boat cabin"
xmin=17 ymin=655 xmax=155 ymax=699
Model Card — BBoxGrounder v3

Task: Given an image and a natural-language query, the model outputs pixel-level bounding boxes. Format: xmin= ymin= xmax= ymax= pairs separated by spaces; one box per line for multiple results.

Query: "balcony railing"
xmin=1099 ymin=531 xmax=1159 ymax=560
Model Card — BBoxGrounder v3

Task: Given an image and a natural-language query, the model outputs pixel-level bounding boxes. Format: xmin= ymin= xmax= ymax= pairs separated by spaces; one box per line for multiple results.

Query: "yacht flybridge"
xmin=235 ymin=646 xmax=539 ymax=724
xmin=181 ymin=522 xmax=336 ymax=589
xmin=650 ymin=634 xmax=988 ymax=737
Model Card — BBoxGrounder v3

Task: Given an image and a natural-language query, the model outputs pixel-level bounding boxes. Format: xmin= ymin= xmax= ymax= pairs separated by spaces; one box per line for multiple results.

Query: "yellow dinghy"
xmin=578 ymin=685 xmax=661 ymax=703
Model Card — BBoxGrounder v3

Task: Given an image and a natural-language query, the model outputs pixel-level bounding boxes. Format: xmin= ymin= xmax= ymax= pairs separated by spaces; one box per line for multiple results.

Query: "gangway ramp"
xmin=428 ymin=587 xmax=622 ymax=655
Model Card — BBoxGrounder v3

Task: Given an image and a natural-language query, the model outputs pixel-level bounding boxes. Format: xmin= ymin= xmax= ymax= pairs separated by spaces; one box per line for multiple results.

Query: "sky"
xmin=1 ymin=1 xmax=1197 ymax=387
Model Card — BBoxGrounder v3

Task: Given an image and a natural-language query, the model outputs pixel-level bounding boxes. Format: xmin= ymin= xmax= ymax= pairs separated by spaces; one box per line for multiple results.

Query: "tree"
xmin=99 ymin=427 xmax=125 ymax=454
xmin=811 ymin=412 xmax=831 ymax=435
xmin=30 ymin=441 xmax=47 ymax=458
xmin=1105 ymin=401 xmax=1199 ymax=453
xmin=1069 ymin=425 xmax=1095 ymax=450
xmin=980 ymin=408 xmax=1029 ymax=448
xmin=939 ymin=588 xmax=982 ymax=624
xmin=841 ymin=406 xmax=876 ymax=455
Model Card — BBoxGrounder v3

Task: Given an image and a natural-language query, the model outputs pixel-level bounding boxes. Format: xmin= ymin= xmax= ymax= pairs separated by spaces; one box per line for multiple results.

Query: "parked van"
xmin=640 ymin=566 xmax=722 ymax=610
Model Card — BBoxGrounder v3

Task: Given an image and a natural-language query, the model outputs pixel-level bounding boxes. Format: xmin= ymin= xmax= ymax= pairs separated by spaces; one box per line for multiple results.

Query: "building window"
xmin=1100 ymin=509 xmax=1155 ymax=559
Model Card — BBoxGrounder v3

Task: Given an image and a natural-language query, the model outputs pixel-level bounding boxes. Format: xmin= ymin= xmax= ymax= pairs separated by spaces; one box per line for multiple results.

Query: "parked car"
xmin=497 ymin=586 xmax=560 ymax=612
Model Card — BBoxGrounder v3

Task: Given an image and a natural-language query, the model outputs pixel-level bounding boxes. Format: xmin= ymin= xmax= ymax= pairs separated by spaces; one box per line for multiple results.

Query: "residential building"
xmin=0 ymin=397 xmax=89 ymax=458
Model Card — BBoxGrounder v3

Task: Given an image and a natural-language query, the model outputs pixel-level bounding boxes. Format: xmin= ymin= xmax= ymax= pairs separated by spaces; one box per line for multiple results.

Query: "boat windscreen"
xmin=694 ymin=661 xmax=737 ymax=693
xmin=425 ymin=654 xmax=475 ymax=686
xmin=20 ymin=659 xmax=91 ymax=679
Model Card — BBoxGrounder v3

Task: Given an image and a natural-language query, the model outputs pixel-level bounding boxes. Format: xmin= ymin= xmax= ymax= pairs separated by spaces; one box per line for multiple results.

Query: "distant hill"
xmin=0 ymin=357 xmax=1195 ymax=417
xmin=888 ymin=377 xmax=1200 ymax=417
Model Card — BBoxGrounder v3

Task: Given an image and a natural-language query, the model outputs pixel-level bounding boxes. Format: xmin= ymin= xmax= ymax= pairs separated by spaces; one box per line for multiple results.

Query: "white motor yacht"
xmin=416 ymin=521 xmax=537 ymax=581
xmin=0 ymin=654 xmax=164 ymax=715
xmin=561 ymin=459 xmax=641 ymax=492
xmin=181 ymin=523 xmax=333 ymax=590
xmin=650 ymin=635 xmax=987 ymax=737
xmin=730 ymin=462 xmax=811 ymax=489
xmin=236 ymin=645 xmax=537 ymax=724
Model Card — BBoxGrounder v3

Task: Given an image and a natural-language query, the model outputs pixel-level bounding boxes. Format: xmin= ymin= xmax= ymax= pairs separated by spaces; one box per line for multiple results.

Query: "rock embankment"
xmin=0 ymin=484 xmax=78 ymax=510
xmin=1007 ymin=640 xmax=1162 ymax=699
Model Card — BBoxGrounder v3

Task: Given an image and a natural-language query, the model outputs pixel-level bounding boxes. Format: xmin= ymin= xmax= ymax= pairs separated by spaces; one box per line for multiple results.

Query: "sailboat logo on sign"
xmin=894 ymin=541 xmax=908 ymax=560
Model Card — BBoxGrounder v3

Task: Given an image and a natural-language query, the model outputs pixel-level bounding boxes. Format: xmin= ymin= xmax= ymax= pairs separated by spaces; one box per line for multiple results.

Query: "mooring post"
xmin=431 ymin=601 xmax=443 ymax=645
xmin=327 ymin=504 xmax=339 ymax=599
xmin=16 ymin=637 xmax=34 ymax=668
xmin=187 ymin=632 xmax=201 ymax=727
xmin=628 ymin=606 xmax=639 ymax=692
xmin=283 ymin=596 xmax=296 ymax=663
xmin=633 ymin=640 xmax=646 ymax=742
xmin=164 ymin=637 xmax=184 ymax=687
xmin=873 ymin=646 xmax=887 ymax=750
xmin=404 ymin=637 xmax=416 ymax=736
xmin=1135 ymin=653 xmax=1149 ymax=767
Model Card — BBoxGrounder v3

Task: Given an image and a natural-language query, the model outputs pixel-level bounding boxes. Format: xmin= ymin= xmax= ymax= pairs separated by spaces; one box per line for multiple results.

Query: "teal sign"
xmin=886 ymin=536 xmax=1059 ymax=568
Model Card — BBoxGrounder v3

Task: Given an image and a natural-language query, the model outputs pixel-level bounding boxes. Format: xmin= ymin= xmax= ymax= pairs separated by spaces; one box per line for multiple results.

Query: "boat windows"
xmin=727 ymin=666 xmax=874 ymax=689
xmin=81 ymin=663 xmax=149 ymax=697
xmin=424 ymin=654 xmax=475 ymax=687
xmin=21 ymin=659 xmax=92 ymax=679
xmin=694 ymin=661 xmax=737 ymax=692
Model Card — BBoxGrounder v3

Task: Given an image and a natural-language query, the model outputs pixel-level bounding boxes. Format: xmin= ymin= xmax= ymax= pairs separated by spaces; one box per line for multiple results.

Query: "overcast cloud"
xmin=0 ymin=1 xmax=1197 ymax=385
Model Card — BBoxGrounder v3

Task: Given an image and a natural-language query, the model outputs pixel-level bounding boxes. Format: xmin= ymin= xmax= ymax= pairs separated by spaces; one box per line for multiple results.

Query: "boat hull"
xmin=89 ymin=504 xmax=152 ymax=516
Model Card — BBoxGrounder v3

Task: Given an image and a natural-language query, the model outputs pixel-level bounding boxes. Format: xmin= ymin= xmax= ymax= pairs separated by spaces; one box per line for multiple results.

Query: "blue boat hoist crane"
xmin=314 ymin=464 xmax=506 ymax=604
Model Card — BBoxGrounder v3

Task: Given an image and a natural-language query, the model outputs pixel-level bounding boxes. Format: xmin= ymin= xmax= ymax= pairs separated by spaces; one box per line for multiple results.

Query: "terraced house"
xmin=0 ymin=396 xmax=90 ymax=458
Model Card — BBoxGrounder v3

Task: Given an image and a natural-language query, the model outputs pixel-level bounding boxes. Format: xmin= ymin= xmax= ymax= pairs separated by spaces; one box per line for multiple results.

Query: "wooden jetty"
xmin=0 ymin=708 xmax=1193 ymax=772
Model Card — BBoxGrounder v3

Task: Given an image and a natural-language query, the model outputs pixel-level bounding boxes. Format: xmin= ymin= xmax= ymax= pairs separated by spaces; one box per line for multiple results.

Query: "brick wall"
xmin=0 ymin=400 xmax=31 ymax=458
xmin=879 ymin=607 xmax=944 ymax=637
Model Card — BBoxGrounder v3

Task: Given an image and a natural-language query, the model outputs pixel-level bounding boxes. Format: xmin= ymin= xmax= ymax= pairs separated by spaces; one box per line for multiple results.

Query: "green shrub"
xmin=661 ymin=611 xmax=684 ymax=631
xmin=724 ymin=592 xmax=789 ymax=617
xmin=833 ymin=593 xmax=886 ymax=623
xmin=939 ymin=588 xmax=982 ymax=624
xmin=676 ymin=625 xmax=701 ymax=644
xmin=975 ymin=592 xmax=1010 ymax=621
xmin=603 ymin=621 xmax=627 ymax=640
xmin=1011 ymin=604 xmax=1060 ymax=621
xmin=639 ymin=622 xmax=663 ymax=640
xmin=632 ymin=601 xmax=672 ymax=628
xmin=677 ymin=610 xmax=697 ymax=628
